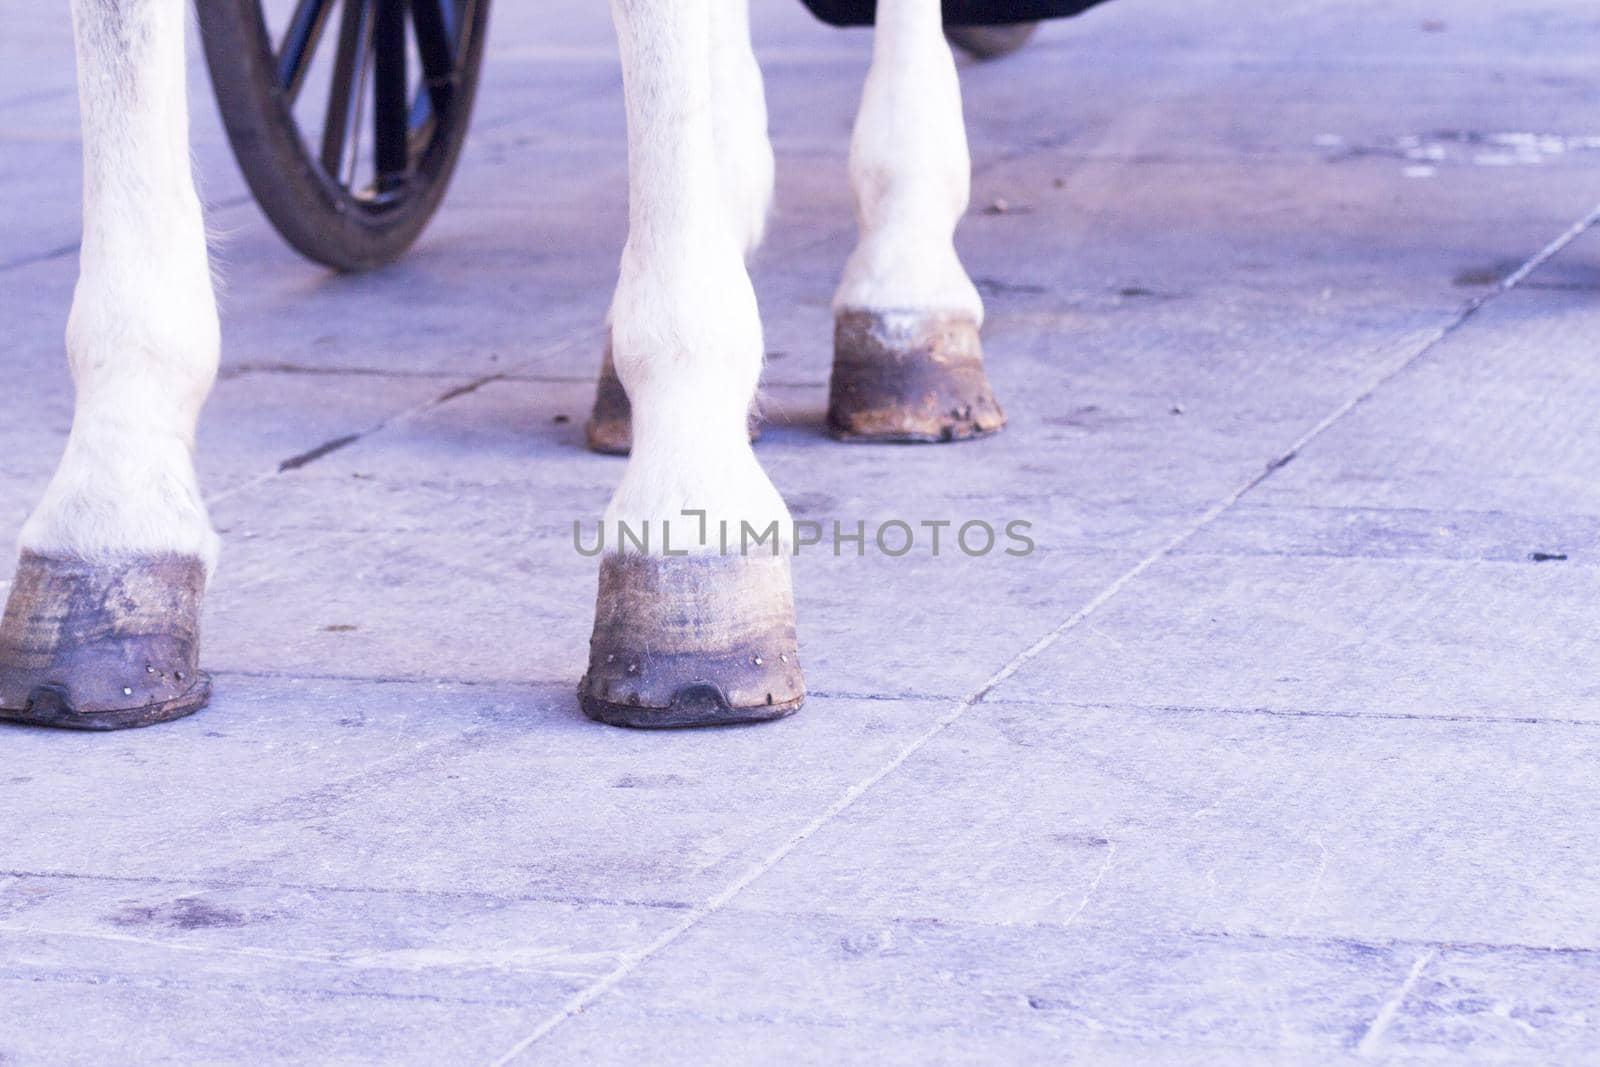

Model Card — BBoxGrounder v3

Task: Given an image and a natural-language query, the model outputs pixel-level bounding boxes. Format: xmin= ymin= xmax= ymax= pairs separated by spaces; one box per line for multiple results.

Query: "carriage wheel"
xmin=198 ymin=0 xmax=491 ymax=272
xmin=946 ymin=22 xmax=1038 ymax=60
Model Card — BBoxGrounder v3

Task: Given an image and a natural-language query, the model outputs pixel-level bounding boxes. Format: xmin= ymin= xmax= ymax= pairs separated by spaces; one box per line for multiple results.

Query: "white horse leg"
xmin=0 ymin=0 xmax=218 ymax=730
xmin=709 ymin=0 xmax=776 ymax=258
xmin=586 ymin=0 xmax=773 ymax=455
xmin=579 ymin=0 xmax=803 ymax=728
xmin=829 ymin=0 xmax=1005 ymax=442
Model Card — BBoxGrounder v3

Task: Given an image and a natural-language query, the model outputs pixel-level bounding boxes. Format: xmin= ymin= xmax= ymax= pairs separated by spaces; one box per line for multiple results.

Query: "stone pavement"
xmin=2 ymin=0 xmax=1598 ymax=1062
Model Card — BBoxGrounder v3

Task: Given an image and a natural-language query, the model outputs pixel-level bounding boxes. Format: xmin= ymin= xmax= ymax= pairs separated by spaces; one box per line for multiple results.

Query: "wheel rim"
xmin=264 ymin=0 xmax=481 ymax=217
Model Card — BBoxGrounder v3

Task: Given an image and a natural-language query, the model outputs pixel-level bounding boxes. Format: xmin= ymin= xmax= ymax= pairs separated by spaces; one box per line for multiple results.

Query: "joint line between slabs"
xmin=485 ymin=203 xmax=1600 ymax=1065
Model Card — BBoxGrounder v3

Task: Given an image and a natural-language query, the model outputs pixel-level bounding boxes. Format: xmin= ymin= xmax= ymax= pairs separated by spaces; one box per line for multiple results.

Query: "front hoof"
xmin=580 ymin=552 xmax=805 ymax=728
xmin=0 ymin=552 xmax=211 ymax=730
xmin=586 ymin=342 xmax=764 ymax=457
xmin=828 ymin=309 xmax=1006 ymax=443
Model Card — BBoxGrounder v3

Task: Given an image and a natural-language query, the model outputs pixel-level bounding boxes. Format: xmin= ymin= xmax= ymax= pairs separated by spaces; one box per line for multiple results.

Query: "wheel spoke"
xmin=320 ymin=0 xmax=374 ymax=184
xmin=410 ymin=0 xmax=457 ymax=115
xmin=345 ymin=34 xmax=375 ymax=188
xmin=373 ymin=0 xmax=411 ymax=187
xmin=276 ymin=0 xmax=336 ymax=103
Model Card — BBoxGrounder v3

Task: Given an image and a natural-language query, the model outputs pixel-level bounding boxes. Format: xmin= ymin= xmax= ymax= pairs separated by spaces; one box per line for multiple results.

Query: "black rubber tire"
xmin=197 ymin=0 xmax=491 ymax=272
xmin=946 ymin=21 xmax=1039 ymax=59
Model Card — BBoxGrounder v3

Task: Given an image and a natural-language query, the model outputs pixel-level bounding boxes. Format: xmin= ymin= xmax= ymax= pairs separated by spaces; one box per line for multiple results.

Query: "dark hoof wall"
xmin=579 ymin=552 xmax=805 ymax=729
xmin=828 ymin=308 xmax=1006 ymax=443
xmin=5 ymin=673 xmax=212 ymax=731
xmin=946 ymin=22 xmax=1039 ymax=60
xmin=586 ymin=340 xmax=763 ymax=457
xmin=581 ymin=684 xmax=802 ymax=729
xmin=586 ymin=417 xmax=634 ymax=457
xmin=0 ymin=552 xmax=211 ymax=731
xmin=586 ymin=345 xmax=636 ymax=455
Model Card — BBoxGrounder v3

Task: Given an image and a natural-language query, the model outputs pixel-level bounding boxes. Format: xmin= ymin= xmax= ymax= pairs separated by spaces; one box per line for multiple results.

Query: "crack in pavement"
xmin=205 ymin=330 xmax=599 ymax=507
xmin=1356 ymin=948 xmax=1438 ymax=1056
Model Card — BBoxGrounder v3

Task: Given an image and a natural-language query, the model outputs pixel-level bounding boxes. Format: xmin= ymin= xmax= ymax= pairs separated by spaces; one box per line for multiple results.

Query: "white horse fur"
xmin=3 ymin=0 xmax=987 ymax=728
xmin=25 ymin=0 xmax=220 ymax=570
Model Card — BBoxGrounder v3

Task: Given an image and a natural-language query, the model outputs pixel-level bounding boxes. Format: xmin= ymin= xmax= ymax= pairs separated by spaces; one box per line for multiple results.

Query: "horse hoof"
xmin=828 ymin=308 xmax=1006 ymax=443
xmin=0 ymin=552 xmax=211 ymax=730
xmin=946 ymin=22 xmax=1039 ymax=61
xmin=586 ymin=340 xmax=764 ymax=457
xmin=579 ymin=551 xmax=805 ymax=728
xmin=585 ymin=345 xmax=635 ymax=455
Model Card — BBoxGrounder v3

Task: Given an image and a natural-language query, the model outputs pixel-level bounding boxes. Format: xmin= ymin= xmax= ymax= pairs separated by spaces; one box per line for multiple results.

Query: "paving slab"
xmin=531 ymin=698 xmax=1600 ymax=1062
xmin=0 ymin=981 xmax=537 ymax=1066
xmin=524 ymin=1014 xmax=1395 ymax=1067
xmin=0 ymin=672 xmax=952 ymax=908
xmin=0 ymin=876 xmax=655 ymax=1007
xmin=0 ymin=675 xmax=532 ymax=877
xmin=1179 ymin=504 xmax=1599 ymax=566
xmin=1376 ymin=946 xmax=1600 ymax=1062
xmin=525 ymin=919 xmax=1600 ymax=1064
xmin=526 ymin=908 xmax=1427 ymax=1064
xmin=992 ymin=551 xmax=1600 ymax=721
xmin=969 ymin=152 xmax=1600 ymax=315
xmin=726 ymin=702 xmax=1600 ymax=946
xmin=2 ymin=0 xmax=1598 ymax=1062
xmin=989 ymin=265 xmax=1600 ymax=725
xmin=960 ymin=33 xmax=1600 ymax=162
xmin=1247 ymin=286 xmax=1600 ymax=519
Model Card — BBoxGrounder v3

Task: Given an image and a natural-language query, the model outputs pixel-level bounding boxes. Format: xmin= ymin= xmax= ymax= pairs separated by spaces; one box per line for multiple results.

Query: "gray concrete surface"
xmin=2 ymin=0 xmax=1598 ymax=1062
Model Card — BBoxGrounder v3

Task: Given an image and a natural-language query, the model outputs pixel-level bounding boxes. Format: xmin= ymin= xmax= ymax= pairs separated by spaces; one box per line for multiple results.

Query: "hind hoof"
xmin=828 ymin=308 xmax=1006 ymax=443
xmin=0 ymin=552 xmax=211 ymax=730
xmin=579 ymin=551 xmax=805 ymax=728
xmin=586 ymin=340 xmax=764 ymax=456
xmin=585 ymin=345 xmax=636 ymax=455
